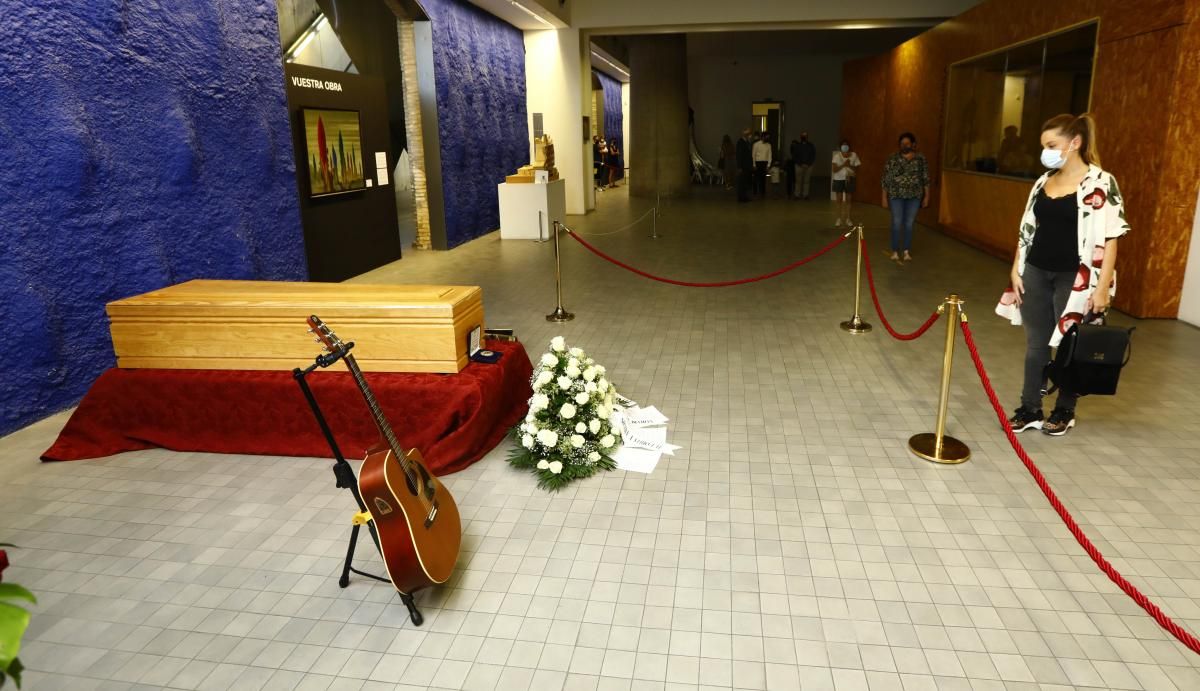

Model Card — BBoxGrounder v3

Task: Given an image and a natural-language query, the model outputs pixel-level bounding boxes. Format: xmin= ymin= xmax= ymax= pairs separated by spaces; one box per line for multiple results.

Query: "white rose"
xmin=530 ymin=393 xmax=549 ymax=412
xmin=575 ymin=422 xmax=586 ymax=433
xmin=534 ymin=370 xmax=553 ymax=387
xmin=537 ymin=459 xmax=550 ymax=470
xmin=560 ymin=403 xmax=577 ymax=419
xmin=550 ymin=336 xmax=566 ymax=352
xmin=536 ymin=429 xmax=558 ymax=447
xmin=598 ymin=378 xmax=609 ymax=392
xmin=596 ymin=365 xmax=606 ymax=375
xmin=589 ymin=419 xmax=602 ymax=434
xmin=588 ymin=451 xmax=601 ymax=462
xmin=548 ymin=460 xmax=563 ymax=474
xmin=525 ymin=411 xmax=536 ymax=422
xmin=568 ymin=357 xmax=579 ymax=369
xmin=541 ymin=353 xmax=558 ymax=367
xmin=574 ymin=391 xmax=589 ymax=405
xmin=600 ymin=434 xmax=615 ymax=448
xmin=569 ymin=347 xmax=584 ymax=357
xmin=557 ymin=376 xmax=573 ymax=390
xmin=610 ymin=410 xmax=623 ymax=427
xmin=522 ymin=434 xmax=534 ymax=449
xmin=597 ymin=405 xmax=610 ymax=421
xmin=570 ymin=434 xmax=585 ymax=449
xmin=583 ymin=367 xmax=597 ymax=382
xmin=566 ymin=365 xmax=581 ymax=379
xmin=585 ymin=381 xmax=597 ymax=393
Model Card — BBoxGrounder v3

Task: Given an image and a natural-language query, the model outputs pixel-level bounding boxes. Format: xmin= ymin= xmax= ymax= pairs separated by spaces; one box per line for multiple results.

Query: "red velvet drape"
xmin=43 ymin=340 xmax=532 ymax=475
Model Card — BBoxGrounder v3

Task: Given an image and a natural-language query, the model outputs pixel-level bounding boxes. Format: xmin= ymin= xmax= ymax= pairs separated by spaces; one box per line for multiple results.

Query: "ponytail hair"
xmin=1042 ymin=113 xmax=1101 ymax=167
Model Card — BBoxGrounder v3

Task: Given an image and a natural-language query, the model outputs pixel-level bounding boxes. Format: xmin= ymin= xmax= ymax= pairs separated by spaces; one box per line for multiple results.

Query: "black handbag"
xmin=1045 ymin=318 xmax=1134 ymax=396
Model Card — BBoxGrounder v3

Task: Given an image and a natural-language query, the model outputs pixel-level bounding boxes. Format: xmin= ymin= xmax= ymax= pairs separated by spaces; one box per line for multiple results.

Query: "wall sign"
xmin=290 ymin=75 xmax=344 ymax=92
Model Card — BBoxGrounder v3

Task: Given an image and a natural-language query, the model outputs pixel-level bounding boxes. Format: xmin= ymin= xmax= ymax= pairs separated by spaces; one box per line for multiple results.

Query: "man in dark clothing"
xmin=793 ymin=132 xmax=817 ymax=199
xmin=735 ymin=129 xmax=753 ymax=202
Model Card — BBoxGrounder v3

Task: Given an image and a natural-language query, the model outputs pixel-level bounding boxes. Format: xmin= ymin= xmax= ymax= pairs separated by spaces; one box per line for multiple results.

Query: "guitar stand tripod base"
xmin=294 ymin=351 xmax=426 ymax=626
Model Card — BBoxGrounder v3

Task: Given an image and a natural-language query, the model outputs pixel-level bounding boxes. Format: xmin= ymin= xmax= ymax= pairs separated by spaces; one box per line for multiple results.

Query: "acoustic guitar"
xmin=308 ymin=315 xmax=462 ymax=598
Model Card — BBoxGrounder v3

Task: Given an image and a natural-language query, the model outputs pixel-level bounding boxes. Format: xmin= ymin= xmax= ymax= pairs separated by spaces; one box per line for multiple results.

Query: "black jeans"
xmin=754 ymin=162 xmax=768 ymax=196
xmin=1020 ymin=264 xmax=1077 ymax=412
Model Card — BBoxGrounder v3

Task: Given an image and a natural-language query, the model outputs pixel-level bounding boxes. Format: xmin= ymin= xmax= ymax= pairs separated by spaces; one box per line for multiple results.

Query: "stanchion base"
xmin=839 ymin=317 xmax=872 ymax=334
xmin=546 ymin=308 xmax=575 ymax=322
xmin=908 ymin=433 xmax=970 ymax=464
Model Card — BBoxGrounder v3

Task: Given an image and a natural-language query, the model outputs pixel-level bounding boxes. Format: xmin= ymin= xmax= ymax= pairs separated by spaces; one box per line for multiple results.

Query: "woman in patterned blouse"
xmin=880 ymin=132 xmax=930 ymax=262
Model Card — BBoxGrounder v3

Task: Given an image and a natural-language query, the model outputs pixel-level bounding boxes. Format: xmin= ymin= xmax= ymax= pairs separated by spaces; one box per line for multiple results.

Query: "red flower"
xmin=1092 ymin=244 xmax=1105 ymax=268
xmin=1073 ymin=264 xmax=1090 ymax=291
xmin=1083 ymin=187 xmax=1106 ymax=209
xmin=0 ymin=549 xmax=8 ymax=582
xmin=1058 ymin=312 xmax=1083 ymax=335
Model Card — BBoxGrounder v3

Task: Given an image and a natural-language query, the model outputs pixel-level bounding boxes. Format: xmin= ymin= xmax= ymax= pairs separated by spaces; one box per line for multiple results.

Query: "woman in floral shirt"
xmin=881 ymin=132 xmax=931 ymax=262
xmin=1002 ymin=113 xmax=1129 ymax=436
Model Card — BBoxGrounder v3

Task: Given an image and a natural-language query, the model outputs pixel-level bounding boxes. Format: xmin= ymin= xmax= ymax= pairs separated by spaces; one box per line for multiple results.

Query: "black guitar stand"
xmin=293 ymin=343 xmax=425 ymax=626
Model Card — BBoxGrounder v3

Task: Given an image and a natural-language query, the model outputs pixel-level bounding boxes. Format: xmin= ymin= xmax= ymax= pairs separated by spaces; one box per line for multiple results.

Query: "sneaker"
xmin=888 ymin=252 xmax=900 ymax=262
xmin=1008 ymin=406 xmax=1044 ymax=432
xmin=902 ymin=251 xmax=913 ymax=262
xmin=1042 ymin=408 xmax=1076 ymax=436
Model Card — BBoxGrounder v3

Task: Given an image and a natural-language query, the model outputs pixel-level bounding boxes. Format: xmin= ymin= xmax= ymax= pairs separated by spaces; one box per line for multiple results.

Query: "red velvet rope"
xmin=563 ymin=230 xmax=849 ymax=288
xmin=860 ymin=238 xmax=941 ymax=340
xmin=960 ymin=320 xmax=1200 ymax=655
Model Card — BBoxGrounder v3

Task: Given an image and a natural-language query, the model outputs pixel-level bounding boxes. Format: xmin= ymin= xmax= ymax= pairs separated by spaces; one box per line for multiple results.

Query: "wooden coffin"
xmin=107 ymin=280 xmax=484 ymax=373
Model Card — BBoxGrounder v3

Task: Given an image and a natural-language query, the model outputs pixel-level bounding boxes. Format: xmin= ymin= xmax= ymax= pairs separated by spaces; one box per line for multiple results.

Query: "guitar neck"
xmin=343 ymin=354 xmax=410 ymax=470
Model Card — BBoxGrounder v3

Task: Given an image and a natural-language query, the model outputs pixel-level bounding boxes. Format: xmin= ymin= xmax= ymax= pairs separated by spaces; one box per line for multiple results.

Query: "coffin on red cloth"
xmin=42 ymin=340 xmax=532 ymax=474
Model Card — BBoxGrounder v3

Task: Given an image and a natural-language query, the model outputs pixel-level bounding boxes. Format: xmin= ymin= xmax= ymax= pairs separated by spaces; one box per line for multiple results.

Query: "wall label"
xmin=290 ymin=76 xmax=343 ymax=92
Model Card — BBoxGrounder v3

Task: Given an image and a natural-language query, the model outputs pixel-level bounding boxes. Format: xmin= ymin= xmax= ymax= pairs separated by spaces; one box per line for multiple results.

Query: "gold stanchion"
xmin=908 ymin=294 xmax=970 ymax=464
xmin=839 ymin=225 xmax=872 ymax=334
xmin=546 ymin=221 xmax=575 ymax=322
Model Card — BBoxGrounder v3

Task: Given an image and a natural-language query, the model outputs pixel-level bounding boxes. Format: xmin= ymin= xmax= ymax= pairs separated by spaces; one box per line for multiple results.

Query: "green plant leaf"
xmin=1 ymin=656 xmax=22 ymax=688
xmin=0 ymin=601 xmax=31 ymax=675
xmin=0 ymin=587 xmax=34 ymax=606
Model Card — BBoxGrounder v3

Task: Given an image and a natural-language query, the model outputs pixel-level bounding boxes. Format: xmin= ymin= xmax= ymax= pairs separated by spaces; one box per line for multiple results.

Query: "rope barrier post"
xmin=546 ymin=221 xmax=575 ymax=322
xmin=908 ymin=294 xmax=970 ymax=464
xmin=839 ymin=225 xmax=872 ymax=334
xmin=650 ymin=194 xmax=662 ymax=239
xmin=535 ymin=210 xmax=549 ymax=244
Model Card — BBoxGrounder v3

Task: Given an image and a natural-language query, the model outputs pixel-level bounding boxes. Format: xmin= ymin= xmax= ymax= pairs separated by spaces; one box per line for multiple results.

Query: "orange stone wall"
xmin=841 ymin=0 xmax=1200 ymax=318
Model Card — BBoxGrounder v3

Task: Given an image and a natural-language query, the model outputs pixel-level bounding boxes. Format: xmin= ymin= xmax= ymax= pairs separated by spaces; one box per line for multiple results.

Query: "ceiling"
xmin=686 ymin=26 xmax=929 ymax=58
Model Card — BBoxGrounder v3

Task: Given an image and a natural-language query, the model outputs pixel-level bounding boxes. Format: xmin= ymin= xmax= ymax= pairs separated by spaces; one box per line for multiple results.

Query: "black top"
xmin=736 ymin=138 xmax=752 ymax=171
xmin=1027 ymin=188 xmax=1080 ymax=272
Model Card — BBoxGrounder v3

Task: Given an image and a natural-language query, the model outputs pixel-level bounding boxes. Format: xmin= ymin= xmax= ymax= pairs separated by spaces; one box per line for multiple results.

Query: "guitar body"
xmin=359 ymin=442 xmax=462 ymax=594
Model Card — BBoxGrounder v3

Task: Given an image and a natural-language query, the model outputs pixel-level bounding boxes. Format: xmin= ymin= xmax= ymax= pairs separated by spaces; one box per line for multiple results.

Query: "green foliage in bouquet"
xmin=507 ymin=337 xmax=622 ymax=491
xmin=0 ymin=544 xmax=34 ymax=689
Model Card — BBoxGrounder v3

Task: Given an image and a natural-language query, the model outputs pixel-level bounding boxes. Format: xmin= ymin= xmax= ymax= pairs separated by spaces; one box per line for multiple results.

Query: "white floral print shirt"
xmin=997 ymin=164 xmax=1130 ymax=346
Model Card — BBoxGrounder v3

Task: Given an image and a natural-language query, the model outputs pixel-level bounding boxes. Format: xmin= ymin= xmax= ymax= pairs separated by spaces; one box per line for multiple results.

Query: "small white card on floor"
xmin=624 ymin=405 xmax=668 ymax=426
xmin=613 ymin=444 xmax=662 ymax=473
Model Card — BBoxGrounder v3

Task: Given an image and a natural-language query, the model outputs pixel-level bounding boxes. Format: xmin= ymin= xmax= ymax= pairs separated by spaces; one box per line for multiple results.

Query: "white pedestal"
xmin=498 ymin=178 xmax=566 ymax=240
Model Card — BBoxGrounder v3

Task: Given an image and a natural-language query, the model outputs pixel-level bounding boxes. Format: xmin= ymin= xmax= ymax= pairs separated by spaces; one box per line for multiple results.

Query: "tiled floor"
xmin=4 ymin=184 xmax=1200 ymax=690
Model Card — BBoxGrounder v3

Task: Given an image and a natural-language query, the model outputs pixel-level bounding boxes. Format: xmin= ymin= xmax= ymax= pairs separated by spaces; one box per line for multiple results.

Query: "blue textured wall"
xmin=597 ymin=70 xmax=624 ymax=180
xmin=422 ymin=0 xmax=528 ymax=248
xmin=0 ymin=1 xmax=305 ymax=436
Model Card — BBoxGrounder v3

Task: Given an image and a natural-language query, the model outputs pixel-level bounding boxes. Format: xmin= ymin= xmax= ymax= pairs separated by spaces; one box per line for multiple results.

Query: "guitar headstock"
xmin=307 ymin=315 xmax=345 ymax=354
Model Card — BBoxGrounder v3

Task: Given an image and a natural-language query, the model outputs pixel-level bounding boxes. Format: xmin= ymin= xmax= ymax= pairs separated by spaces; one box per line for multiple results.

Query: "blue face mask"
xmin=1041 ymin=144 xmax=1075 ymax=170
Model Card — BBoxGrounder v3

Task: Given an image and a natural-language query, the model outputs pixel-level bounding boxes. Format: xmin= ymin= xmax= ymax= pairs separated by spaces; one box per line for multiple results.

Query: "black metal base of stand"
xmin=294 ymin=349 xmax=425 ymax=626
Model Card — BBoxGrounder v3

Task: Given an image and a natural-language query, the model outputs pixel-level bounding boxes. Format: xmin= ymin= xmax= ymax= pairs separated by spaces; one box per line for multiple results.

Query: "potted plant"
xmin=0 ymin=544 xmax=34 ymax=688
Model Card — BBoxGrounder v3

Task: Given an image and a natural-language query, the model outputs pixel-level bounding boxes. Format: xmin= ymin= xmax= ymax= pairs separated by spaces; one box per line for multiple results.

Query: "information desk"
xmin=42 ymin=340 xmax=532 ymax=473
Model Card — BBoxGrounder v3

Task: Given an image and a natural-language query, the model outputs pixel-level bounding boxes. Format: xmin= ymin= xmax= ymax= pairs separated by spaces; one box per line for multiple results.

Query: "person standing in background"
xmin=720 ymin=135 xmax=736 ymax=190
xmin=881 ymin=132 xmax=930 ymax=262
xmin=794 ymin=132 xmax=816 ymax=199
xmin=736 ymin=129 xmax=753 ymax=203
xmin=831 ymin=139 xmax=860 ymax=227
xmin=752 ymin=133 xmax=772 ymax=198
xmin=606 ymin=141 xmax=621 ymax=188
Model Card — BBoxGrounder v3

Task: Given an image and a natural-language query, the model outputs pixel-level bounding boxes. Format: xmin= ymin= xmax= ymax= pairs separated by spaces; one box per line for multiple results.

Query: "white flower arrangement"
xmin=509 ymin=337 xmax=623 ymax=490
